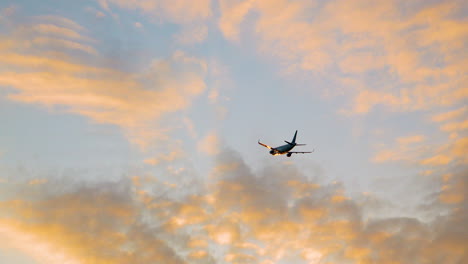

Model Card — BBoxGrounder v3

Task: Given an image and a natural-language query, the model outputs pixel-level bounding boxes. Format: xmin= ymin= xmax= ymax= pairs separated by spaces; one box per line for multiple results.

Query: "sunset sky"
xmin=0 ymin=0 xmax=466 ymax=263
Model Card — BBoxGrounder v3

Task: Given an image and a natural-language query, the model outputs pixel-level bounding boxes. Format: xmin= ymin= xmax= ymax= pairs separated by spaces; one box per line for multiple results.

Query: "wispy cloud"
xmin=173 ymin=25 xmax=208 ymax=45
xmin=373 ymin=134 xmax=427 ymax=163
xmin=31 ymin=37 xmax=97 ymax=54
xmin=396 ymin=135 xmax=425 ymax=145
xmin=0 ymin=15 xmax=208 ymax=147
xmin=35 ymin=15 xmax=86 ymax=32
xmin=218 ymin=0 xmax=255 ymax=41
xmin=432 ymin=106 xmax=467 ymax=123
xmin=105 ymin=0 xmax=212 ymax=23
xmin=441 ymin=120 xmax=468 ymax=133
xmin=30 ymin=23 xmax=91 ymax=41
xmin=197 ymin=131 xmax=221 ymax=155
xmin=218 ymin=0 xmax=467 ymax=114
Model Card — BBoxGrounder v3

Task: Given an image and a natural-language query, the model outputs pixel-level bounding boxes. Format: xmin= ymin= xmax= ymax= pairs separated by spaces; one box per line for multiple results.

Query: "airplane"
xmin=258 ymin=130 xmax=314 ymax=157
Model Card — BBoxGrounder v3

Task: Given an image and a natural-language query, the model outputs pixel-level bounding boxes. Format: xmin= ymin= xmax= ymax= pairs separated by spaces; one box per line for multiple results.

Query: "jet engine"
xmin=287 ymin=153 xmax=292 ymax=157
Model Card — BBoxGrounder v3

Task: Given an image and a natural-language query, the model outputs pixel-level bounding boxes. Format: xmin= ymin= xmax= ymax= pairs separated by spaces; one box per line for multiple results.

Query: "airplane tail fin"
xmin=285 ymin=131 xmax=303 ymax=145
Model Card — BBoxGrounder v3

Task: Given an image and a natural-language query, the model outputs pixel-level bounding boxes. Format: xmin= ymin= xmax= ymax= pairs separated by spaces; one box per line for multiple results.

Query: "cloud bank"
xmin=1 ymin=150 xmax=466 ymax=264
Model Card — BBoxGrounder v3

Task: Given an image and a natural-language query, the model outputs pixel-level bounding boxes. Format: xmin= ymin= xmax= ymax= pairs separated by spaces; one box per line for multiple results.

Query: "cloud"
xmin=218 ymin=0 xmax=467 ymax=114
xmin=197 ymin=131 xmax=220 ymax=155
xmin=3 ymin=16 xmax=97 ymax=56
xmin=0 ymin=5 xmax=17 ymax=19
xmin=0 ymin=16 xmax=208 ymax=147
xmin=30 ymin=23 xmax=91 ymax=41
xmin=105 ymin=0 xmax=211 ymax=24
xmin=441 ymin=120 xmax=468 ymax=133
xmin=0 ymin=222 xmax=81 ymax=264
xmin=143 ymin=150 xmax=185 ymax=166
xmin=134 ymin=21 xmax=143 ymax=28
xmin=396 ymin=135 xmax=425 ymax=145
xmin=218 ymin=0 xmax=255 ymax=41
xmin=420 ymin=154 xmax=453 ymax=166
xmin=373 ymin=132 xmax=467 ymax=168
xmin=432 ymin=106 xmax=467 ymax=123
xmin=34 ymin=15 xmax=86 ymax=32
xmin=173 ymin=25 xmax=208 ymax=45
xmin=31 ymin=37 xmax=97 ymax=54
xmin=450 ymin=137 xmax=468 ymax=164
xmin=1 ymin=3 xmax=466 ymax=263
xmin=86 ymin=7 xmax=106 ymax=18
xmin=338 ymin=52 xmax=387 ymax=74
xmin=439 ymin=170 xmax=466 ymax=205
xmin=28 ymin=179 xmax=48 ymax=185
xmin=0 ymin=150 xmax=466 ymax=263
xmin=97 ymin=0 xmax=111 ymax=12
xmin=372 ymin=134 xmax=427 ymax=163
xmin=0 ymin=179 xmax=185 ymax=264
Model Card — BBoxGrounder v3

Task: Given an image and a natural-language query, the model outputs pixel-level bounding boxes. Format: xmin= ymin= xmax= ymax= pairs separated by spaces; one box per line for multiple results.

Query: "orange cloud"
xmin=439 ymin=171 xmax=466 ymax=205
xmin=31 ymin=37 xmax=97 ymax=54
xmin=30 ymin=24 xmax=90 ymax=41
xmin=432 ymin=106 xmax=467 ymax=122
xmin=1 ymin=151 xmax=466 ymax=263
xmin=28 ymin=179 xmax=48 ymax=185
xmin=0 ymin=18 xmax=207 ymax=147
xmin=396 ymin=135 xmax=425 ymax=145
xmin=450 ymin=137 xmax=468 ymax=164
xmin=35 ymin=15 xmax=86 ymax=32
xmin=197 ymin=131 xmax=221 ymax=155
xmin=372 ymin=134 xmax=427 ymax=163
xmin=188 ymin=250 xmax=208 ymax=259
xmin=339 ymin=52 xmax=387 ymax=74
xmin=218 ymin=0 xmax=467 ymax=115
xmin=218 ymin=0 xmax=255 ymax=41
xmin=441 ymin=120 xmax=468 ymax=133
xmin=143 ymin=150 xmax=185 ymax=166
xmin=0 ymin=221 xmax=81 ymax=264
xmin=372 ymin=130 xmax=466 ymax=174
xmin=420 ymin=154 xmax=452 ymax=166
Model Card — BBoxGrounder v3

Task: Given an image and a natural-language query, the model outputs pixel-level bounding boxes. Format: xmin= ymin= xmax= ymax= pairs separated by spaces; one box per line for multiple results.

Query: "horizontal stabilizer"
xmin=295 ymin=144 xmax=306 ymax=146
xmin=288 ymin=149 xmax=315 ymax=154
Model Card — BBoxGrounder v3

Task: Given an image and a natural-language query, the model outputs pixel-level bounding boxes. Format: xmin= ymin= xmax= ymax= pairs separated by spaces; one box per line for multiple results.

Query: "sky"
xmin=0 ymin=0 xmax=466 ymax=263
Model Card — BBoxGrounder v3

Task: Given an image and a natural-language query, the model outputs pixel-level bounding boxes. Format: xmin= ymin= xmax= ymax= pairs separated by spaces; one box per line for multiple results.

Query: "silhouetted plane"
xmin=258 ymin=130 xmax=314 ymax=157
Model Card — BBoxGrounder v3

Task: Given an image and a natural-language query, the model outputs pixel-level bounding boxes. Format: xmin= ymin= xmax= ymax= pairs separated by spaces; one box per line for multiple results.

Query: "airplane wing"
xmin=288 ymin=149 xmax=315 ymax=154
xmin=258 ymin=140 xmax=273 ymax=149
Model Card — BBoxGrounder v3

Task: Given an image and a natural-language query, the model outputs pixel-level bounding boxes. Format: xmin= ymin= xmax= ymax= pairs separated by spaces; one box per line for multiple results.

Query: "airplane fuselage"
xmin=269 ymin=143 xmax=295 ymax=155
